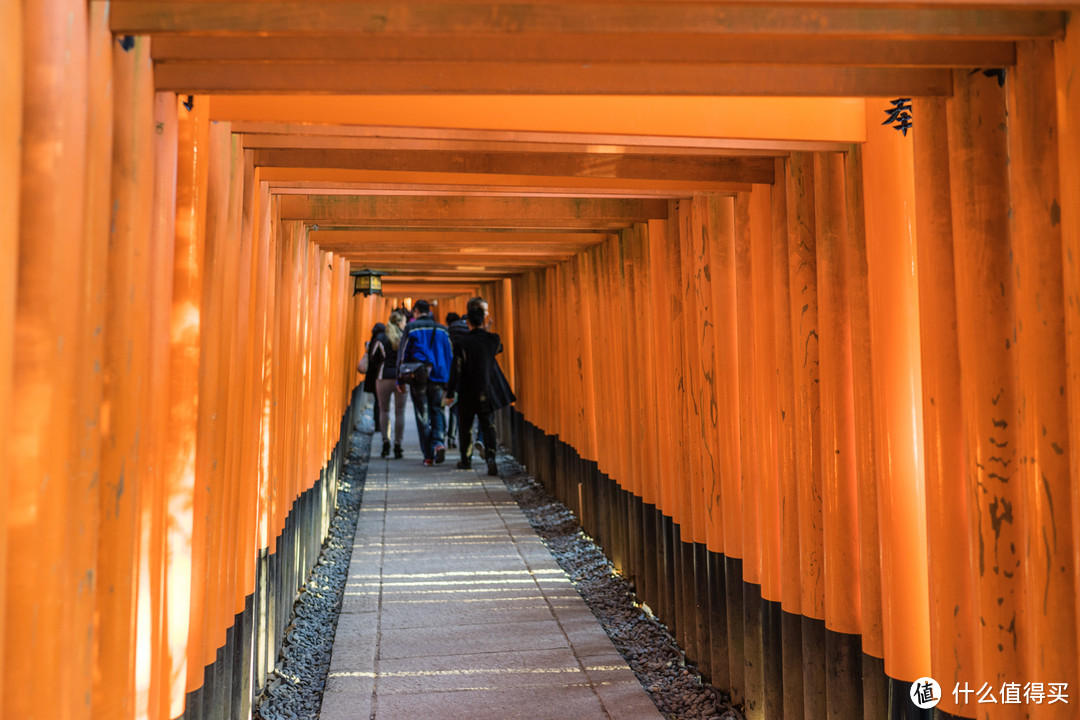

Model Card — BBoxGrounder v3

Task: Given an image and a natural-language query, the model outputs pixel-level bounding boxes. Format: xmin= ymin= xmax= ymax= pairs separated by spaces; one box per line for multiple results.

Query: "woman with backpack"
xmin=369 ymin=311 xmax=408 ymax=458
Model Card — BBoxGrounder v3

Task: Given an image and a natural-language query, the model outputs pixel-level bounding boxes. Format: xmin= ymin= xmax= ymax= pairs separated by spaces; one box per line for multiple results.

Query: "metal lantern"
xmin=351 ymin=268 xmax=384 ymax=296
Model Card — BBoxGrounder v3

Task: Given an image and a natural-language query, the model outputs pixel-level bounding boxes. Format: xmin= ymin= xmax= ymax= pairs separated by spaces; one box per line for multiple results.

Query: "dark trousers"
xmin=458 ymin=397 xmax=496 ymax=463
xmin=409 ymin=382 xmax=446 ymax=460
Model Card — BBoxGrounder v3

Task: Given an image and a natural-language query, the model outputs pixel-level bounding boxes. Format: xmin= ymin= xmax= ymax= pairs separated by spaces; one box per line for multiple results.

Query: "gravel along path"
xmin=497 ymin=452 xmax=745 ymax=720
xmin=254 ymin=413 xmax=741 ymax=720
xmin=254 ymin=420 xmax=372 ymax=720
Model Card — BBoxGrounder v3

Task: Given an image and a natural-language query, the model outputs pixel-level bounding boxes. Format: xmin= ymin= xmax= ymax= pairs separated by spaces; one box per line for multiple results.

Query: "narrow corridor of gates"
xmin=5 ymin=3 xmax=1080 ymax=720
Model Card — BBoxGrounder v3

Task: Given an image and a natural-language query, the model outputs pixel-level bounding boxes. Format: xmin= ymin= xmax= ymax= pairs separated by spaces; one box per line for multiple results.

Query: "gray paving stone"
xmin=372 ymin=683 xmax=608 ymax=720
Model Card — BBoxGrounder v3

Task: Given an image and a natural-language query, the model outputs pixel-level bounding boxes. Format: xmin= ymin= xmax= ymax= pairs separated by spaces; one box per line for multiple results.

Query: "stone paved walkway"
xmin=320 ymin=403 xmax=663 ymax=720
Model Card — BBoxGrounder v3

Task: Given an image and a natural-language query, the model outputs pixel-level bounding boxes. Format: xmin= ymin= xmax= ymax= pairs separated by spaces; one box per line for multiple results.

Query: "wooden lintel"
xmin=311 ymin=229 xmax=613 ymax=245
xmin=314 ymin=219 xmax=639 ymax=229
xmin=280 ymin=195 xmax=669 ymax=223
xmin=213 ymin=96 xmax=870 ymax=145
xmin=151 ymin=33 xmax=1016 ymax=68
xmin=113 ymin=3 xmax=1066 ymax=40
xmin=254 ymin=148 xmax=775 ymax=184
xmin=378 ymin=283 xmax=485 ymax=297
xmin=324 ymin=255 xmax=572 ymax=269
xmin=154 ymin=60 xmax=954 ymax=97
xmin=230 ymin=121 xmax=856 ymax=154
xmin=320 ymin=246 xmax=591 ymax=259
xmin=240 ymin=132 xmax=794 ymax=158
xmin=266 ymin=181 xmax=733 ymax=199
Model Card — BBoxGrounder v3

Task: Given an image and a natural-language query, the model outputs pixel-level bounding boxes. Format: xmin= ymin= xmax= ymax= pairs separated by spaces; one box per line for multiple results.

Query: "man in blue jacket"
xmin=397 ymin=300 xmax=454 ymax=465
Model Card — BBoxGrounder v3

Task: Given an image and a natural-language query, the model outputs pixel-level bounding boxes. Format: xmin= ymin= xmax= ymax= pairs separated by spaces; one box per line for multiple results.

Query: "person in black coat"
xmin=445 ymin=297 xmax=502 ymax=475
xmin=362 ymin=322 xmax=385 ymax=431
xmin=444 ymin=311 xmax=469 ymax=449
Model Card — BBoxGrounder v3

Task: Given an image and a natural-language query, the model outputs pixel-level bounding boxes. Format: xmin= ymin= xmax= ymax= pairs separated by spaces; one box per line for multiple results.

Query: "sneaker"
xmin=456 ymin=459 xmax=472 ymax=470
xmin=423 ymin=458 xmax=434 ymax=467
xmin=487 ymin=459 xmax=499 ymax=476
xmin=447 ymin=438 xmax=457 ymax=449
xmin=380 ymin=440 xmax=390 ymax=458
xmin=434 ymin=444 xmax=446 ymax=464
xmin=393 ymin=444 xmax=403 ymax=459
xmin=474 ymin=441 xmax=484 ymax=457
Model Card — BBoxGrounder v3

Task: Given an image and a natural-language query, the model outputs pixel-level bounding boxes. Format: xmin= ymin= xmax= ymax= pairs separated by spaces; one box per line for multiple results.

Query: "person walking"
xmin=446 ymin=296 xmax=502 ymax=476
xmin=361 ymin=322 xmax=385 ymax=433
xmin=369 ymin=311 xmax=408 ymax=459
xmin=444 ymin=311 xmax=470 ymax=449
xmin=397 ymin=299 xmax=453 ymax=465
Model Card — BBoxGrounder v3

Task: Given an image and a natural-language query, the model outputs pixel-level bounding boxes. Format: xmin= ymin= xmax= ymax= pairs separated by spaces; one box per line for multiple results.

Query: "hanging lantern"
xmin=351 ymin=268 xmax=384 ymax=296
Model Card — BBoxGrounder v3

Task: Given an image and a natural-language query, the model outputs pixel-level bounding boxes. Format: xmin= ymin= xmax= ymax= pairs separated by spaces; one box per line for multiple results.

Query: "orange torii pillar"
xmin=861 ymin=102 xmax=932 ymax=711
xmin=842 ymin=145 xmax=889 ymax=719
xmin=0 ymin=0 xmax=20 ymax=701
xmin=1060 ymin=14 xmax=1080 ymax=695
xmin=814 ymin=151 xmax=863 ymax=720
xmin=785 ymin=152 xmax=828 ymax=719
xmin=769 ymin=158 xmax=805 ymax=720
xmin=7 ymin=1 xmax=92 ymax=717
xmin=1008 ymin=41 xmax=1077 ymax=708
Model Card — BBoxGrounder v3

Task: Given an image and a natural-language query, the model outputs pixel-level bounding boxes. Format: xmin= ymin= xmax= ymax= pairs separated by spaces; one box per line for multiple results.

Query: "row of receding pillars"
xmin=1 ymin=3 xmax=388 ymax=718
xmin=508 ymin=44 xmax=1080 ymax=720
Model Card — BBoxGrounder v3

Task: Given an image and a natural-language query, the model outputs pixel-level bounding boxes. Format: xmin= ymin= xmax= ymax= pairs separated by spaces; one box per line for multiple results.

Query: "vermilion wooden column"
xmin=661 ymin=208 xmax=692 ymax=647
xmin=684 ymin=198 xmax=717 ymax=673
xmin=911 ymin=96 xmax=976 ymax=720
xmin=169 ymin=94 xmax=209 ymax=712
xmin=607 ymin=237 xmax=633 ymax=507
xmin=814 ymin=151 xmax=863 ymax=720
xmin=217 ymin=133 xmax=246 ymax=665
xmin=575 ymin=253 xmax=600 ymax=464
xmin=786 ymin=152 xmax=824 ymax=614
xmin=561 ymin=255 xmax=587 ymax=462
xmin=257 ymin=193 xmax=278 ymax=566
xmin=633 ymin=223 xmax=661 ymax=614
xmin=1057 ymin=14 xmax=1080 ymax=679
xmin=98 ymin=31 xmax=156 ymax=718
xmin=8 ymin=0 xmax=88 ymax=716
xmin=1007 ymin=41 xmax=1077 ymax=706
xmin=498 ymin=278 xmax=516 ymax=396
xmin=679 ymin=199 xmax=712 ymax=549
xmin=842 ymin=145 xmax=888 ymax=718
xmin=663 ymin=209 xmax=691 ymax=539
xmin=750 ymin=183 xmax=784 ymax=720
xmin=947 ymin=71 xmax=1023 ymax=715
xmin=750 ymin=184 xmax=780 ymax=608
xmin=647 ymin=217 xmax=678 ymax=630
xmin=734 ymin=193 xmax=758 ymax=576
xmin=0 ymin=0 xmax=20 ymax=701
xmin=734 ymin=192 xmax=762 ymax=717
xmin=146 ymin=91 xmax=179 ymax=720
xmin=863 ymin=102 xmax=931 ymax=691
xmin=703 ymin=194 xmax=743 ymax=704
xmin=706 ymin=197 xmax=740 ymax=561
xmin=629 ymin=226 xmax=652 ymax=512
xmin=633 ymin=225 xmax=659 ymax=510
xmin=648 ymin=218 xmax=679 ymax=525
xmin=194 ymin=120 xmax=235 ymax=684
xmin=786 ymin=151 xmax=826 ymax=717
xmin=79 ymin=4 xmax=112 ymax=715
xmin=236 ymin=153 xmax=264 ymax=697
xmin=770 ymin=158 xmax=805 ymax=720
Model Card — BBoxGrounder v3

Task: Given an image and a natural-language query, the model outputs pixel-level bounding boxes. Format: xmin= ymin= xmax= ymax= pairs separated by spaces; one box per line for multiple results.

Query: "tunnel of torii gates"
xmin=5 ymin=1 xmax=1080 ymax=720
